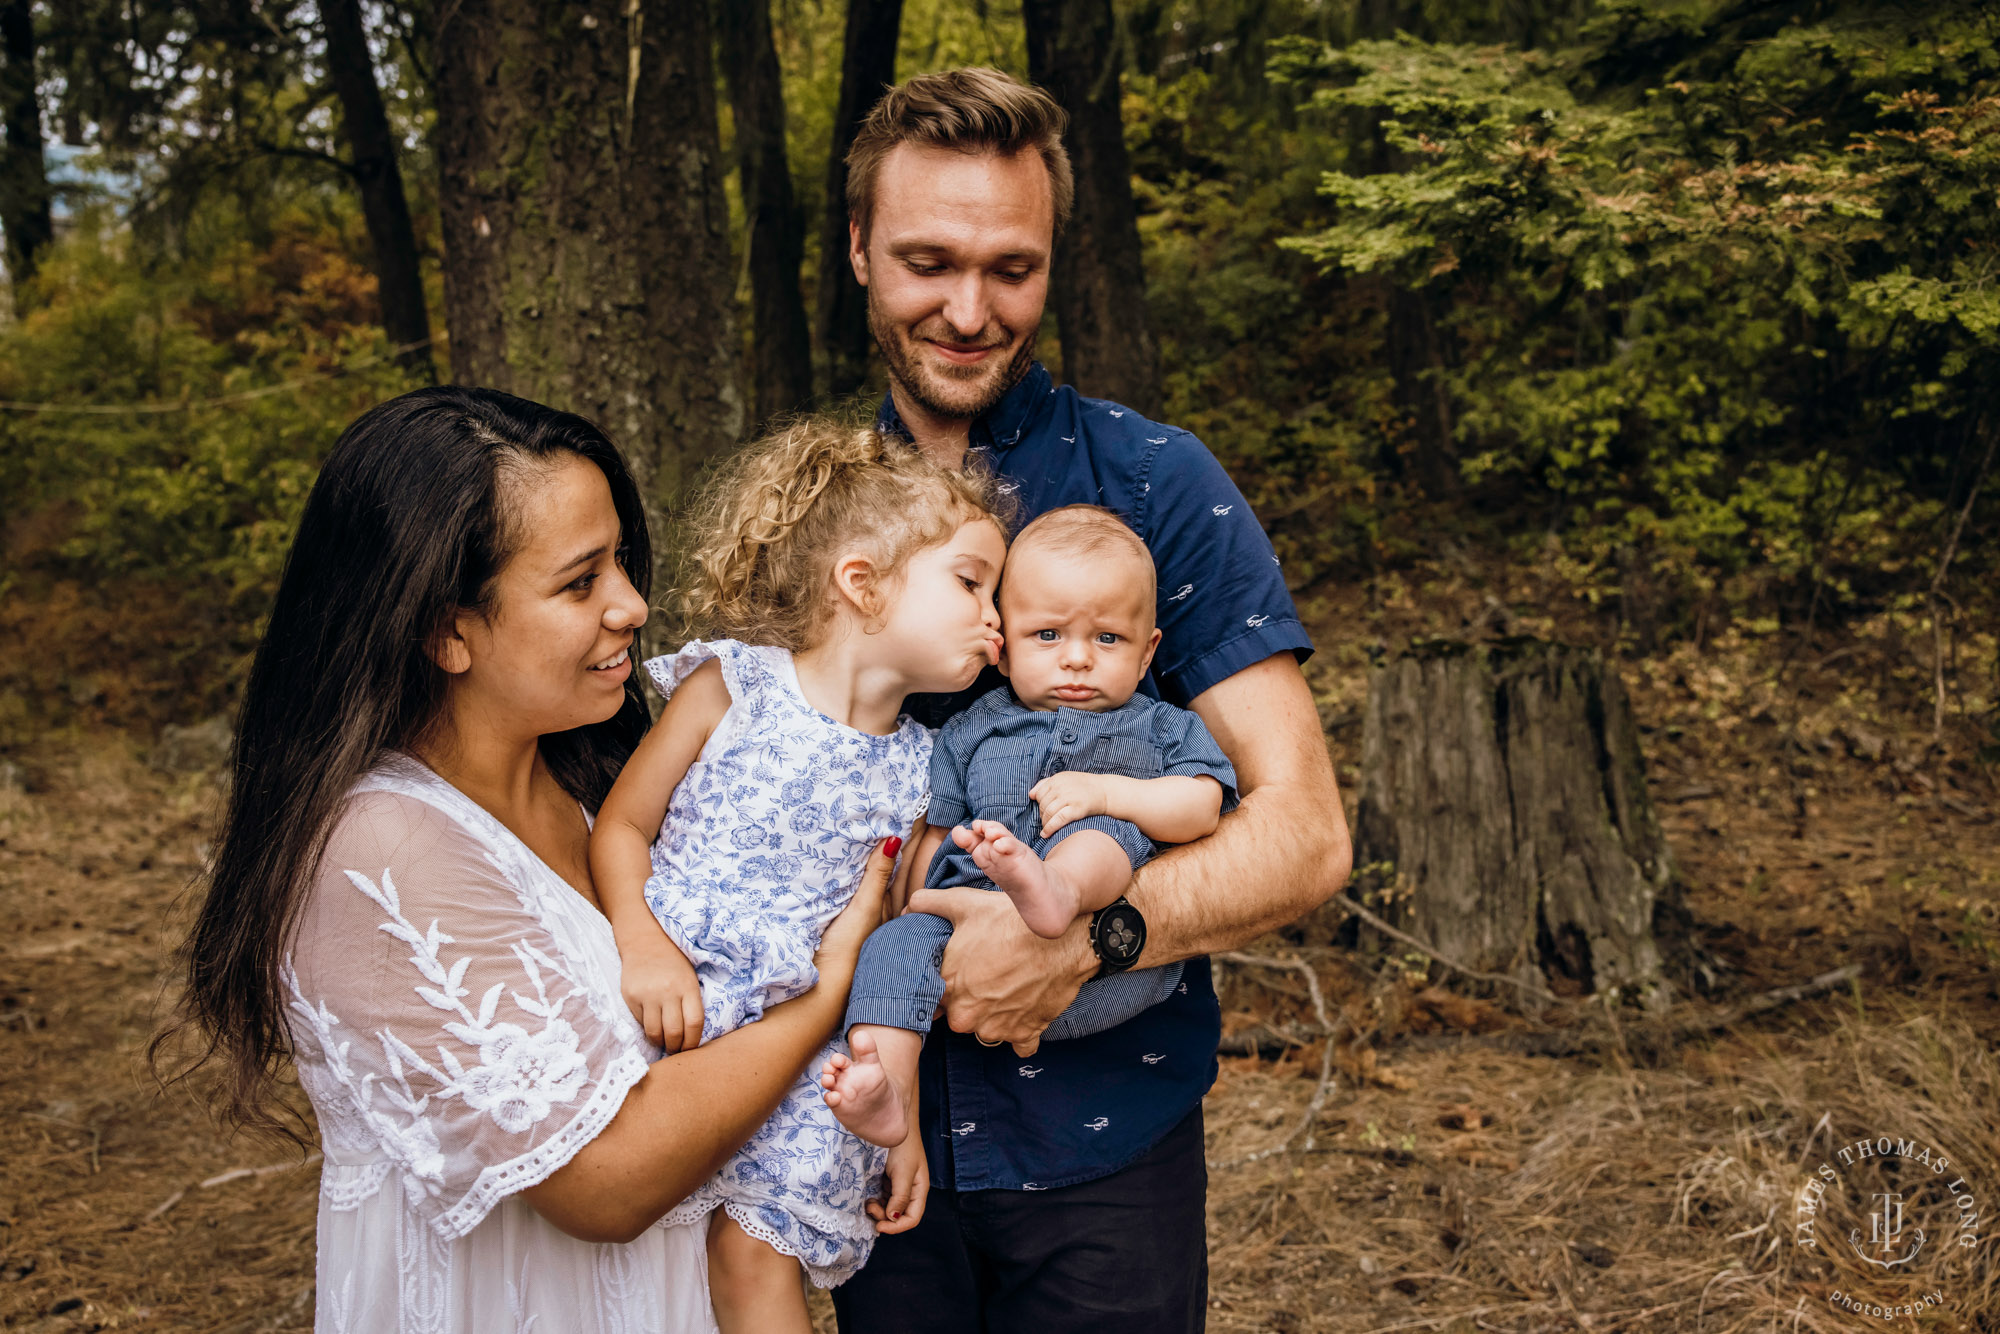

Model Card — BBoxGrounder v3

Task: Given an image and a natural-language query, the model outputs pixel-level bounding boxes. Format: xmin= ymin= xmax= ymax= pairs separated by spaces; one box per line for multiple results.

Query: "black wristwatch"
xmin=1089 ymin=896 xmax=1147 ymax=976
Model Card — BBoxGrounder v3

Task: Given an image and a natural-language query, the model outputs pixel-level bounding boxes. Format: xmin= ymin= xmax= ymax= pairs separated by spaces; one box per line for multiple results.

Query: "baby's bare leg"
xmin=821 ymin=1024 xmax=922 ymax=1147
xmin=956 ymin=819 xmax=1131 ymax=938
xmin=706 ymin=1210 xmax=812 ymax=1334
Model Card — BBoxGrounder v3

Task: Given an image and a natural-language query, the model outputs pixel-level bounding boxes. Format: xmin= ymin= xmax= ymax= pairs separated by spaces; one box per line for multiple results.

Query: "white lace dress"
xmin=643 ymin=639 xmax=932 ymax=1287
xmin=284 ymin=755 xmax=718 ymax=1334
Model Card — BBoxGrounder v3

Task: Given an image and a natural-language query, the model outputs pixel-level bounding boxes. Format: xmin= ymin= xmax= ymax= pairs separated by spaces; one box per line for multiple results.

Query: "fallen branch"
xmin=1209 ymin=952 xmax=1344 ymax=1170
xmin=142 ymin=1189 xmax=184 ymax=1223
xmin=200 ymin=1153 xmax=322 ymax=1190
xmin=1326 ymin=893 xmax=1562 ymax=1006
xmin=1682 ymin=964 xmax=1860 ymax=1034
xmin=143 ymin=1152 xmax=323 ymax=1223
xmin=1392 ymin=965 xmax=1864 ymax=1062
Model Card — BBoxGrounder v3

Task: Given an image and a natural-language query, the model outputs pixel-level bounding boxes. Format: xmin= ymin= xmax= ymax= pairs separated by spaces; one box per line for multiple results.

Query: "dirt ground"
xmin=3 ymin=581 xmax=1996 ymax=1332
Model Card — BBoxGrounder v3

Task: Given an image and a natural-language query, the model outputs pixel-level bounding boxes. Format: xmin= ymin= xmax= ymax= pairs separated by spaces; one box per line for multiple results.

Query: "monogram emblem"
xmin=1850 ymin=1192 xmax=1925 ymax=1267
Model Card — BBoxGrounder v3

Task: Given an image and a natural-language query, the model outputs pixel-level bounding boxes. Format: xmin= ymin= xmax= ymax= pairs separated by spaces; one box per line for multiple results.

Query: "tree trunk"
xmin=321 ymin=0 xmax=433 ymax=379
xmin=717 ymin=0 xmax=812 ymax=429
xmin=1353 ymin=641 xmax=1676 ymax=1009
xmin=1358 ymin=99 xmax=1457 ymax=498
xmin=1023 ymin=0 xmax=1161 ymax=417
xmin=1386 ymin=283 xmax=1457 ymax=497
xmin=814 ymin=0 xmax=902 ymax=401
xmin=0 ymin=0 xmax=53 ymax=316
xmin=432 ymin=0 xmax=741 ymax=528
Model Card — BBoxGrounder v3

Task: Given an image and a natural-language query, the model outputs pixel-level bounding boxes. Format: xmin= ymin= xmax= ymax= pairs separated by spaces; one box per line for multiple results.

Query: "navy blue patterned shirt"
xmin=880 ymin=363 xmax=1314 ymax=1193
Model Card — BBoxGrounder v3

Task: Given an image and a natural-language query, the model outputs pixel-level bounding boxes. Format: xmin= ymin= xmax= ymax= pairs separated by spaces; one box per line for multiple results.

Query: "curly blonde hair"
xmin=680 ymin=418 xmax=1013 ymax=651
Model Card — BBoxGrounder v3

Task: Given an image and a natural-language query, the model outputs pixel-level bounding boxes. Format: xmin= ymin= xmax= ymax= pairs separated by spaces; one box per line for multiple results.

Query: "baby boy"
xmin=820 ymin=504 xmax=1238 ymax=1147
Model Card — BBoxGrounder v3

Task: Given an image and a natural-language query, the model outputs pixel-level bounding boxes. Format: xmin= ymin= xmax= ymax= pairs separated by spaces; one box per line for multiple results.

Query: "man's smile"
xmin=925 ymin=338 xmax=1002 ymax=366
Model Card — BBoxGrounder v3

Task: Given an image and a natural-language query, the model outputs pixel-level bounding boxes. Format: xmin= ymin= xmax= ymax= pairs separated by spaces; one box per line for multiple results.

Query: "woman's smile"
xmin=588 ymin=643 xmax=633 ymax=678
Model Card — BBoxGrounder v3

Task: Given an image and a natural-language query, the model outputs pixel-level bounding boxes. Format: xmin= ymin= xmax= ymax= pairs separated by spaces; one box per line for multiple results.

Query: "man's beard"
xmin=870 ymin=293 xmax=1038 ymax=424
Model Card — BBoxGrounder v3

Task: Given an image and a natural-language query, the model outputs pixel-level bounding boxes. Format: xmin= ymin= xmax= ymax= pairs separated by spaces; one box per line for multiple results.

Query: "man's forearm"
xmin=1122 ymin=654 xmax=1352 ymax=969
xmin=1124 ymin=782 xmax=1346 ymax=968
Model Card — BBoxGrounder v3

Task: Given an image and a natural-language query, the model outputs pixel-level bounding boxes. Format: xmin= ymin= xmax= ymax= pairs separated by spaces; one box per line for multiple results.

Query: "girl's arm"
xmin=589 ymin=659 xmax=731 ymax=1049
xmin=1029 ymin=772 xmax=1224 ymax=846
xmin=522 ymin=839 xmax=897 ymax=1244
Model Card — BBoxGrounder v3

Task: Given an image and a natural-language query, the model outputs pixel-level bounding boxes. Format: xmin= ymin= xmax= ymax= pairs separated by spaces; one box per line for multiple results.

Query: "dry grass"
xmin=0 ymin=739 xmax=319 ymax=1333
xmin=1202 ymin=991 xmax=1998 ymax=1332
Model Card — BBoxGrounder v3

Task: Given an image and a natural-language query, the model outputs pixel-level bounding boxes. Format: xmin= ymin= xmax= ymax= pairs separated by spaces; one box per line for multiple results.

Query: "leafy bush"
xmin=0 ymin=195 xmax=425 ymax=735
xmin=1267 ymin=3 xmax=1999 ymax=637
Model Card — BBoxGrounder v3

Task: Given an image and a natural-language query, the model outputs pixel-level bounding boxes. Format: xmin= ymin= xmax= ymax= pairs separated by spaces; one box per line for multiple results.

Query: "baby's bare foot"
xmin=820 ymin=1028 xmax=909 ymax=1147
xmin=962 ymin=819 xmax=1079 ymax=938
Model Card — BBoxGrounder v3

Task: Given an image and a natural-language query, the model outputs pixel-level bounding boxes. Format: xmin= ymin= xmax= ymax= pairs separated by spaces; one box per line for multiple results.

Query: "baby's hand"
xmin=869 ymin=1136 xmax=930 ymax=1235
xmin=1028 ymin=771 xmax=1108 ymax=839
xmin=618 ymin=936 xmax=705 ymax=1055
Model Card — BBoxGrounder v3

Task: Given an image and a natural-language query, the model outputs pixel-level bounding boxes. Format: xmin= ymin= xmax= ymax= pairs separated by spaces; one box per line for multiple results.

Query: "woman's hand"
xmin=869 ymin=1135 xmax=929 ymax=1235
xmin=524 ymin=835 xmax=909 ymax=1242
xmin=618 ymin=935 xmax=705 ymax=1053
xmin=814 ymin=836 xmax=901 ymax=992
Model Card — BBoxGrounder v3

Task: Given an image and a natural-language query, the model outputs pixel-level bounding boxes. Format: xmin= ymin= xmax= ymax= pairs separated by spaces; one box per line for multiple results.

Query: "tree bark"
xmin=1386 ymin=283 xmax=1457 ymax=497
xmin=1352 ymin=641 xmax=1676 ymax=1009
xmin=0 ymin=0 xmax=53 ymax=316
xmin=432 ymin=0 xmax=742 ymax=529
xmin=717 ymin=0 xmax=812 ymax=428
xmin=814 ymin=0 xmax=902 ymax=401
xmin=320 ymin=0 xmax=433 ymax=379
xmin=1023 ymin=0 xmax=1161 ymax=417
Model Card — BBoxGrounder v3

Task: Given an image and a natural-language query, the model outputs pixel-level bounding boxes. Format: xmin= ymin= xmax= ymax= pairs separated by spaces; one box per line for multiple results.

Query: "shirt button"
xmin=1045 ymin=758 xmax=1067 ymax=776
xmin=1060 ymin=728 xmax=1077 ymax=744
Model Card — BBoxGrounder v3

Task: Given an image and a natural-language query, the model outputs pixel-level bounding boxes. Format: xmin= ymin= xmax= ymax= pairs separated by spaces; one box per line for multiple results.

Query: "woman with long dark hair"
xmin=164 ymin=386 xmax=893 ymax=1331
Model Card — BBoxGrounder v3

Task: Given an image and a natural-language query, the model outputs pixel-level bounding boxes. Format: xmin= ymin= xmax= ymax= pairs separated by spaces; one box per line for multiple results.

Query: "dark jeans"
xmin=831 ymin=1106 xmax=1208 ymax=1334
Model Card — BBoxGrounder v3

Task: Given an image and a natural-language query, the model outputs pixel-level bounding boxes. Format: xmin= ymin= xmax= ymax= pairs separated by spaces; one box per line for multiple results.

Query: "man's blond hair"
xmin=845 ymin=67 xmax=1074 ymax=244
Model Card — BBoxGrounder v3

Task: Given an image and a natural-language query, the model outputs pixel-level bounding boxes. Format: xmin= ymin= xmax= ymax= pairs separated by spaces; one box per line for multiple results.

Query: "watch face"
xmin=1099 ymin=903 xmax=1144 ymax=963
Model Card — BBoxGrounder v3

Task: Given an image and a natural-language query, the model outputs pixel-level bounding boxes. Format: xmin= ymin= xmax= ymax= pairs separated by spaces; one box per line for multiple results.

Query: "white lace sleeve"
xmin=286 ymin=790 xmax=650 ymax=1242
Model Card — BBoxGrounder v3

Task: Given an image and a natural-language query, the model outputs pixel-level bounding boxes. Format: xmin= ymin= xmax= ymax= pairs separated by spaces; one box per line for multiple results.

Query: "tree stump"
xmin=1352 ymin=640 xmax=1676 ymax=1009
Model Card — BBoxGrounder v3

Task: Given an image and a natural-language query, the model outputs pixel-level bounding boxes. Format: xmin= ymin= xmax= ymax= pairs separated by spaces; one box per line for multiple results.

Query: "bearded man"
xmin=830 ymin=67 xmax=1352 ymax=1334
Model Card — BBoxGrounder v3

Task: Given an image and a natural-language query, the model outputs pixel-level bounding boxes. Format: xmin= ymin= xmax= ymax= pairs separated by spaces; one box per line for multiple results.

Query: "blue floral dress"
xmin=644 ymin=639 xmax=932 ymax=1288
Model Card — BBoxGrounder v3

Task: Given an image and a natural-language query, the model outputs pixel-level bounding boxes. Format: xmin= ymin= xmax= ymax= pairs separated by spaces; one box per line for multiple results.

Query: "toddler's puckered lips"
xmin=1052 ymin=684 xmax=1096 ymax=702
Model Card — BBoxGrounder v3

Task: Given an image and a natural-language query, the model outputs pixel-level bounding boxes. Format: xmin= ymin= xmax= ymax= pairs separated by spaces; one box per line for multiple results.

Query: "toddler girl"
xmin=589 ymin=421 xmax=1002 ymax=1332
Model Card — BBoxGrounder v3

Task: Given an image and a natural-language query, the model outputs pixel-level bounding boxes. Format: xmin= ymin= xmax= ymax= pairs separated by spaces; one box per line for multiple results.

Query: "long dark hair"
xmin=161 ymin=385 xmax=653 ymax=1133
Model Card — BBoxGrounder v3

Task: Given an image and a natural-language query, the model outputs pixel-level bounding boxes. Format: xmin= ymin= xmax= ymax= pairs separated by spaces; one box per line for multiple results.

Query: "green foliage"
xmin=1127 ymin=60 xmax=1392 ymax=587
xmin=1270 ymin=3 xmax=2000 ymax=629
xmin=0 ymin=191 xmax=427 ymax=730
xmin=9 ymin=0 xmax=1997 ymax=739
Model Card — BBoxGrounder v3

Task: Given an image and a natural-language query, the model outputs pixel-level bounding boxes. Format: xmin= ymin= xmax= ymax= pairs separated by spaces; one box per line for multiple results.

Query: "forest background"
xmin=2 ymin=2 xmax=1999 ymax=1331
xmin=2 ymin=0 xmax=1995 ymax=744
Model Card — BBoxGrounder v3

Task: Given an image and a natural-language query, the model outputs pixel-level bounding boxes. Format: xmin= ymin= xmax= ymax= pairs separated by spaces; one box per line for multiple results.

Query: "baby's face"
xmin=997 ymin=542 xmax=1161 ymax=712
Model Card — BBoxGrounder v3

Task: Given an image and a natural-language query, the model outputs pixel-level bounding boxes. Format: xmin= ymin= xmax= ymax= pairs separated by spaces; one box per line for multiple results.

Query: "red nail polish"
xmin=883 ymin=836 xmax=903 ymax=860
xmin=890 ymin=1212 xmax=901 ymax=1219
